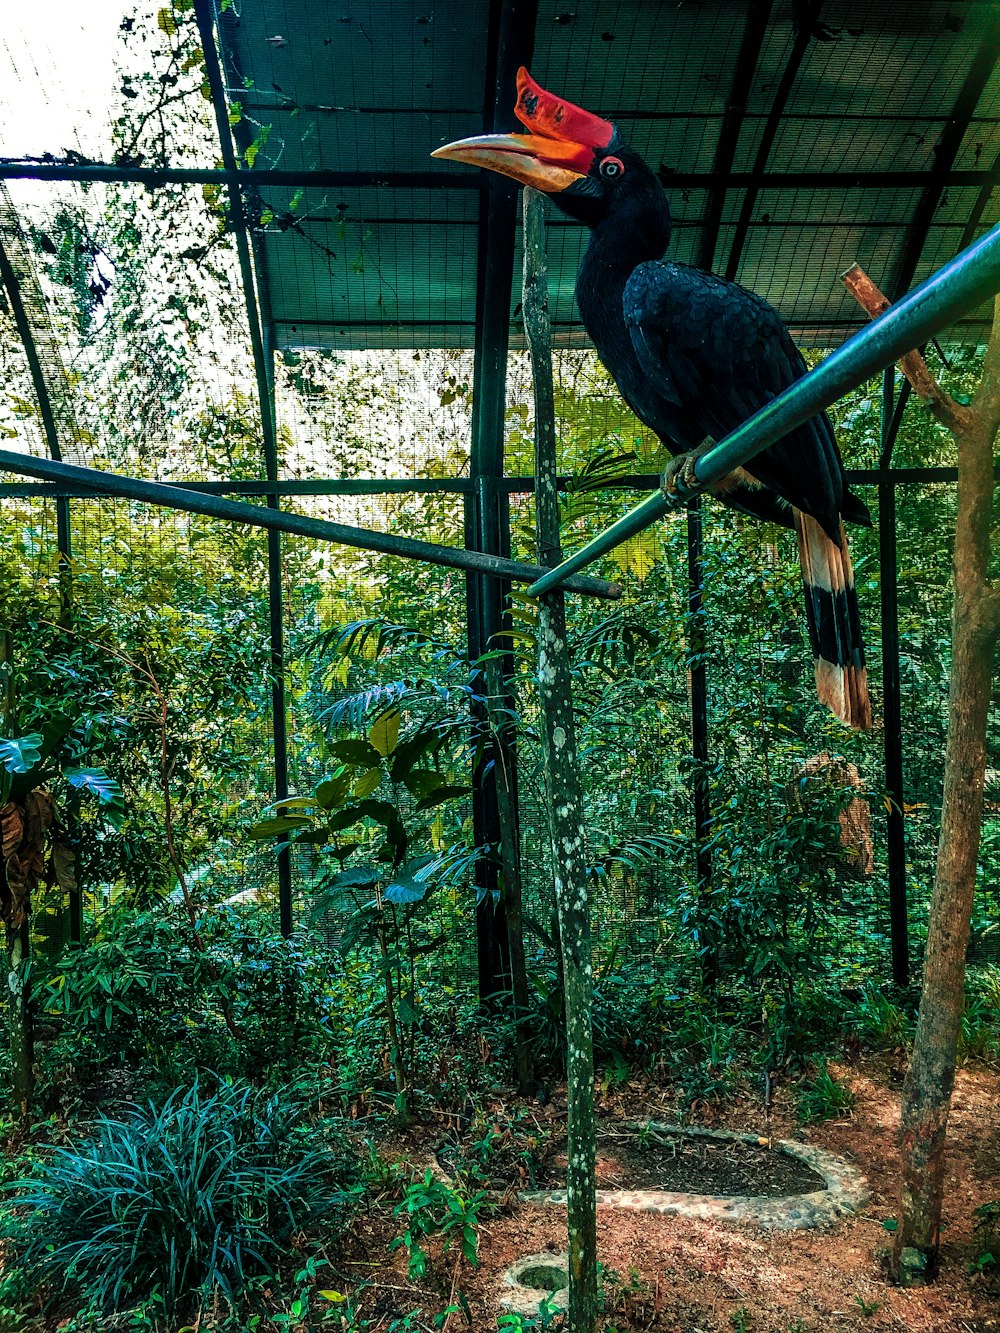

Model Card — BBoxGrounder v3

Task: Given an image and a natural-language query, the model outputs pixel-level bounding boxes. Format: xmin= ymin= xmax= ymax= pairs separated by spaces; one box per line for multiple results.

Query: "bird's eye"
xmin=599 ymin=156 xmax=625 ymax=178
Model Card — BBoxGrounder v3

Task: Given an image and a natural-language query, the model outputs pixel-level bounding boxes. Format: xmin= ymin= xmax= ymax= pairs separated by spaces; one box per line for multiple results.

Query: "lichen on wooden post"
xmin=521 ymin=185 xmax=599 ymax=1333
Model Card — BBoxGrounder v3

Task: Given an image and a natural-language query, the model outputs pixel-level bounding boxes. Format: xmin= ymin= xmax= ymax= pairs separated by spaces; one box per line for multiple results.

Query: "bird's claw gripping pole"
xmin=526 ymin=220 xmax=1000 ymax=599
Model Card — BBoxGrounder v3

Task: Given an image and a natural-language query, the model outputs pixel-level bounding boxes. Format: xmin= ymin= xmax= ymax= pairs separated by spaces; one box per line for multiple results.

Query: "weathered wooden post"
xmin=521 ymin=186 xmax=599 ymax=1333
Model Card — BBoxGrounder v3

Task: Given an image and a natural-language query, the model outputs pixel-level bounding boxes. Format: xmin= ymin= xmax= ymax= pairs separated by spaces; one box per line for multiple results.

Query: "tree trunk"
xmin=892 ymin=298 xmax=1000 ymax=1280
xmin=523 ymin=186 xmax=599 ymax=1333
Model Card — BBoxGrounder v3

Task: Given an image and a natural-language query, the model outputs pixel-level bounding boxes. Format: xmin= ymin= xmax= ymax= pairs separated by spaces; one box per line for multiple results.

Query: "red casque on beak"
xmin=431 ymin=68 xmax=615 ymax=194
xmin=513 ymin=68 xmax=615 ymax=152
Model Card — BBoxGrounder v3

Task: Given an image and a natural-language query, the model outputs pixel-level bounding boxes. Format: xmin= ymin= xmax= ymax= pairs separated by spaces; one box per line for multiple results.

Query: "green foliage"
xmin=796 ymin=1062 xmax=856 ymax=1125
xmin=851 ymin=985 xmax=912 ymax=1050
xmin=0 ymin=1079 xmax=362 ymax=1319
xmin=250 ymin=708 xmax=478 ymax=1118
xmin=35 ymin=906 xmax=334 ymax=1094
xmin=389 ymin=1169 xmax=487 ymax=1279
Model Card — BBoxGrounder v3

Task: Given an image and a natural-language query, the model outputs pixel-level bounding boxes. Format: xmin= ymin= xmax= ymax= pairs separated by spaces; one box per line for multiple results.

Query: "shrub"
xmin=34 ymin=905 xmax=335 ymax=1095
xmin=1 ymin=1079 xmax=362 ymax=1319
xmin=796 ymin=1061 xmax=855 ymax=1124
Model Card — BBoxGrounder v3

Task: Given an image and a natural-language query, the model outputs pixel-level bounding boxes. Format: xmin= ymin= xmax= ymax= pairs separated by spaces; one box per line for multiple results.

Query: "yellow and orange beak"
xmin=431 ymin=68 xmax=616 ymax=193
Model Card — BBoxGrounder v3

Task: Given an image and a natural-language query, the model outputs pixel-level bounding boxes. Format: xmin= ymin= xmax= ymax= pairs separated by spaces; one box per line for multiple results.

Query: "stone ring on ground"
xmin=520 ymin=1122 xmax=869 ymax=1230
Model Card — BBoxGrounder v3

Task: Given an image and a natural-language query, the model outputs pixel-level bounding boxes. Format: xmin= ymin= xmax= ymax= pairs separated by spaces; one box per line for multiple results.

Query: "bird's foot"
xmin=659 ymin=437 xmax=715 ymax=501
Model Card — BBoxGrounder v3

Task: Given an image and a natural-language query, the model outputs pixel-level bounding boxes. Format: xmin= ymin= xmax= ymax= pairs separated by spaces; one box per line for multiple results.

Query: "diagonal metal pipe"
xmin=0 ymin=448 xmax=620 ymax=599
xmin=526 ymin=220 xmax=1000 ymax=598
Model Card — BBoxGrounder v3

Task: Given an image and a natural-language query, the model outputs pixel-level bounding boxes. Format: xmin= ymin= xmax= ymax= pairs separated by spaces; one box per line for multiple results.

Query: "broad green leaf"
xmin=353 ymin=769 xmax=382 ymax=799
xmin=326 ymin=738 xmax=382 ymax=769
xmin=326 ymin=804 xmax=367 ymax=833
xmin=388 ymin=729 xmax=439 ymax=782
xmin=319 ymin=1291 xmax=346 ymax=1303
xmin=315 ymin=771 xmax=352 ymax=810
xmin=64 ymin=767 xmax=121 ymax=805
xmin=403 ymin=768 xmax=450 ymax=800
xmin=0 ymin=734 xmax=43 ymax=775
xmin=369 ymin=710 xmax=400 ymax=757
xmin=396 ymin=994 xmax=420 ymax=1024
xmin=331 ymin=864 xmax=378 ymax=889
xmin=416 ymin=785 xmax=469 ymax=812
xmin=247 ymin=814 xmax=311 ymax=840
xmin=63 ymin=769 xmax=125 ymax=828
xmin=383 ymin=856 xmax=433 ymax=904
xmin=156 ymin=7 xmax=177 ymax=35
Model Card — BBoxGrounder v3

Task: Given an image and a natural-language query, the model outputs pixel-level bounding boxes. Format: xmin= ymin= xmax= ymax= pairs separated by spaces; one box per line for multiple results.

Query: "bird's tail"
xmin=793 ymin=510 xmax=871 ymax=731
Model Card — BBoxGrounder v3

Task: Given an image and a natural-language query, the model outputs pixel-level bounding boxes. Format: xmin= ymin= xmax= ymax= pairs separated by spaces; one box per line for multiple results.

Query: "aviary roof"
xmin=219 ymin=0 xmax=1000 ymax=352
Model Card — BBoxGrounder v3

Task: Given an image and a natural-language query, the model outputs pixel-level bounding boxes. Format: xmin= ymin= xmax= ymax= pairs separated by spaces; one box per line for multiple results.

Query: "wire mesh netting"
xmin=2 ymin=0 xmax=1000 ymax=1002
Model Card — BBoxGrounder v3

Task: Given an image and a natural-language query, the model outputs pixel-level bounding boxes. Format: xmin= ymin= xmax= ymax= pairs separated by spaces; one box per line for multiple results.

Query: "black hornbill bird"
xmin=433 ymin=69 xmax=872 ymax=731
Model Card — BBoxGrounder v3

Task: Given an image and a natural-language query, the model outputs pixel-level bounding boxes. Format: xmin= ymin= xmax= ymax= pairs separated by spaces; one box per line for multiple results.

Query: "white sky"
xmin=0 ymin=0 xmax=128 ymax=158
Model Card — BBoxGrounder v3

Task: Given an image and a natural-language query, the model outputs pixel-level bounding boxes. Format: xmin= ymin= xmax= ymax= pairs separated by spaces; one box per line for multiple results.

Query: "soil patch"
xmin=542 ymin=1126 xmax=826 ymax=1197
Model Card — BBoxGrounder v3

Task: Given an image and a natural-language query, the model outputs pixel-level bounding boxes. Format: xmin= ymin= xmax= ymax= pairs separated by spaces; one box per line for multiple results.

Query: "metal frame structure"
xmin=3 ymin=0 xmax=1000 ymax=990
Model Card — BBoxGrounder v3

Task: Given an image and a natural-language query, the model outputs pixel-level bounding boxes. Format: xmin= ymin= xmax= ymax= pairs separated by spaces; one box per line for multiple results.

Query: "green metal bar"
xmin=526 ymin=220 xmax=1000 ymax=598
xmin=0 ymin=237 xmax=62 ymax=461
xmin=2 ymin=159 xmax=998 ymax=191
xmin=0 ymin=449 xmax=619 ymax=599
xmin=0 ymin=478 xmax=474 ymax=497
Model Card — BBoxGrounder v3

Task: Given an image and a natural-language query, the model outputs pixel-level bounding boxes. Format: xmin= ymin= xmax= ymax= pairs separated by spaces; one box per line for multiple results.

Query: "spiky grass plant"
xmin=1 ymin=1079 xmax=361 ymax=1319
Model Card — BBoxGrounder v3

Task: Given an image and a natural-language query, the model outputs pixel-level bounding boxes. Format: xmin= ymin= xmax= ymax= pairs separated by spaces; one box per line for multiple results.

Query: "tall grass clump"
xmin=1 ymin=1079 xmax=362 ymax=1319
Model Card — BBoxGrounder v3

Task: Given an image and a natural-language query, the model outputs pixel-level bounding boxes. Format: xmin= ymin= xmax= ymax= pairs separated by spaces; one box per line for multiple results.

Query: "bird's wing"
xmin=624 ymin=261 xmax=849 ymax=531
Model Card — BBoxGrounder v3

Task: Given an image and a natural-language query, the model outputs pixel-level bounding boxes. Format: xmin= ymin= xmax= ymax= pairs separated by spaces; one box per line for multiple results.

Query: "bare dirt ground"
xmin=348 ymin=1057 xmax=1000 ymax=1332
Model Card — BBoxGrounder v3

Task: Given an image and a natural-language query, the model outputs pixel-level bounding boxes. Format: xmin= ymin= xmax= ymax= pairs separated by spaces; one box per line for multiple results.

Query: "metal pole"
xmin=686 ymin=499 xmax=716 ymax=985
xmin=879 ymin=370 xmax=910 ymax=985
xmin=2 ymin=160 xmax=997 ymax=191
xmin=467 ymin=0 xmax=538 ymax=1004
xmin=54 ymin=494 xmax=83 ymax=945
xmin=526 ymin=220 xmax=1000 ymax=598
xmin=0 ymin=448 xmax=619 ymax=599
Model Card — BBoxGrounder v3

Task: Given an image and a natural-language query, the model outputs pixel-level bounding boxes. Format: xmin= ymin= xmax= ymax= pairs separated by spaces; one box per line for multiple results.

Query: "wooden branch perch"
xmin=841 ymin=263 xmax=973 ymax=435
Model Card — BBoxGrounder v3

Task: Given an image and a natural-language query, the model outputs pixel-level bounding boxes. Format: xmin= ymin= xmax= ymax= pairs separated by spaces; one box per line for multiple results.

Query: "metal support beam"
xmin=53 ymin=493 xmax=83 ymax=945
xmin=696 ymin=0 xmax=773 ymax=274
xmin=686 ymin=499 xmax=717 ymax=986
xmin=6 ymin=462 xmax=995 ymax=504
xmin=891 ymin=22 xmax=1000 ymax=300
xmin=261 ymin=327 xmax=293 ymax=938
xmin=723 ymin=4 xmax=821 ymax=281
xmin=526 ymin=220 xmax=1000 ymax=598
xmin=3 ymin=159 xmax=998 ymax=193
xmin=879 ymin=369 xmax=911 ymax=986
xmin=0 ymin=237 xmax=63 ymax=462
xmin=0 ymin=449 xmax=619 ymax=598
xmin=194 ymin=0 xmax=297 ymax=933
xmin=468 ymin=0 xmax=539 ymax=1005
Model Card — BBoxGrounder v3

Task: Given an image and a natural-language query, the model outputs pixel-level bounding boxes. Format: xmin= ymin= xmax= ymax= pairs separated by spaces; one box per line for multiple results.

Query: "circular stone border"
xmin=500 ymin=1252 xmax=571 ymax=1317
xmin=520 ymin=1122 xmax=868 ymax=1230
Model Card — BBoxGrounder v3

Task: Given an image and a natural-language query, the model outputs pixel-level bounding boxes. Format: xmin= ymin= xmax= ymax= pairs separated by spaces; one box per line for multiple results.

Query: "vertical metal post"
xmin=263 ymin=327 xmax=293 ymax=938
xmin=194 ymin=0 xmax=293 ymax=935
xmin=879 ymin=368 xmax=909 ymax=985
xmin=55 ymin=494 xmax=83 ymax=945
xmin=467 ymin=0 xmax=538 ymax=1001
xmin=686 ymin=499 xmax=716 ymax=984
